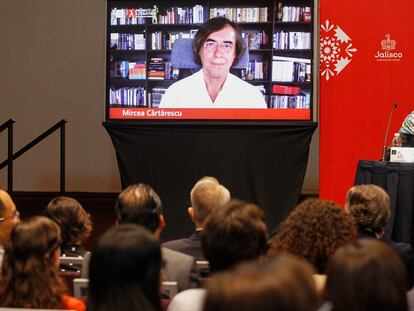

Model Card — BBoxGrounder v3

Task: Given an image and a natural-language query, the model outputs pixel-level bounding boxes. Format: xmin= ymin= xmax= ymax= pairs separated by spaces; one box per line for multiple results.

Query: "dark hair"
xmin=0 ymin=216 xmax=66 ymax=308
xmin=192 ymin=17 xmax=244 ymax=66
xmin=45 ymin=196 xmax=92 ymax=248
xmin=114 ymin=183 xmax=162 ymax=233
xmin=204 ymin=254 xmax=317 ymax=311
xmin=87 ymin=224 xmax=162 ymax=311
xmin=201 ymin=199 xmax=268 ymax=272
xmin=325 ymin=239 xmax=408 ymax=311
xmin=267 ymin=198 xmax=357 ymax=273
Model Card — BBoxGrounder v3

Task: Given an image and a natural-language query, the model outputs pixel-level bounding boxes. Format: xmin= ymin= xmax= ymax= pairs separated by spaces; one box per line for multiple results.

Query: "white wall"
xmin=0 ymin=0 xmax=318 ymax=194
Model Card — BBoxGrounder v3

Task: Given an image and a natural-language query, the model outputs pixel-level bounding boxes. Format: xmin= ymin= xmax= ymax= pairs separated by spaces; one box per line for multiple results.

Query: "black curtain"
xmin=104 ymin=122 xmax=317 ymax=241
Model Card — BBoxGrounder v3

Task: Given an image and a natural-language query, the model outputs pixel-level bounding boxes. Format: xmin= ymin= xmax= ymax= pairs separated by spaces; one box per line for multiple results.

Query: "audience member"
xmin=0 ymin=189 xmax=20 ymax=266
xmin=167 ymin=199 xmax=268 ymax=311
xmin=267 ymin=198 xmax=357 ymax=274
xmin=163 ymin=176 xmax=230 ymax=260
xmin=0 ymin=216 xmax=85 ymax=310
xmin=345 ymin=184 xmax=414 ymax=288
xmin=324 ymin=238 xmax=408 ymax=311
xmin=87 ymin=224 xmax=162 ymax=311
xmin=45 ymin=196 xmax=92 ymax=272
xmin=83 ymin=183 xmax=199 ymax=291
xmin=204 ymin=254 xmax=318 ymax=311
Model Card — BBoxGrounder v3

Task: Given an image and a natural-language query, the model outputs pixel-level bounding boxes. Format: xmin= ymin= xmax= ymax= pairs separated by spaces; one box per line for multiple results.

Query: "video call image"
xmin=107 ymin=2 xmax=313 ymax=120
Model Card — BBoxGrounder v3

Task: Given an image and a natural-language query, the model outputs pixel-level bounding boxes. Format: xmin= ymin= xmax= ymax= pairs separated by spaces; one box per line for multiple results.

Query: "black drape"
xmin=104 ymin=122 xmax=317 ymax=241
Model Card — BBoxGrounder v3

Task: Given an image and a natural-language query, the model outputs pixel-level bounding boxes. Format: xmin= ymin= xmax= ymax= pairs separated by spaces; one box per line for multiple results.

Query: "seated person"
xmin=324 ymin=239 xmax=408 ymax=311
xmin=0 ymin=189 xmax=20 ymax=266
xmin=162 ymin=176 xmax=230 ymax=260
xmin=267 ymin=199 xmax=357 ymax=274
xmin=167 ymin=199 xmax=268 ymax=311
xmin=87 ymin=224 xmax=163 ymax=311
xmin=204 ymin=254 xmax=318 ymax=311
xmin=45 ymin=196 xmax=92 ymax=272
xmin=159 ymin=17 xmax=267 ymax=109
xmin=399 ymin=111 xmax=414 ymax=147
xmin=345 ymin=184 xmax=414 ymax=288
xmin=0 ymin=216 xmax=85 ymax=310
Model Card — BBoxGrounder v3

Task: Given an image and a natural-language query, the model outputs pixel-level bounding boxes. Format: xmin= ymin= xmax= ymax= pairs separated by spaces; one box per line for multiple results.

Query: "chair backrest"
xmin=162 ymin=281 xmax=178 ymax=299
xmin=59 ymin=256 xmax=84 ymax=266
xmin=73 ymin=278 xmax=89 ymax=299
xmin=171 ymin=38 xmax=249 ymax=69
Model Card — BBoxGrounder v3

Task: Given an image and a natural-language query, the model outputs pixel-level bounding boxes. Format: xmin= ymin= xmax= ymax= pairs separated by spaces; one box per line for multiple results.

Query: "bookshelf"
xmin=106 ymin=0 xmax=316 ymax=112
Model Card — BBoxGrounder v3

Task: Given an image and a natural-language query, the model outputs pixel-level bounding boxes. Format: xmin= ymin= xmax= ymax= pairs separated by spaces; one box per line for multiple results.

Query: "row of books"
xmin=109 ymin=87 xmax=147 ymax=107
xmin=148 ymin=88 xmax=168 ymax=108
xmin=242 ymin=31 xmax=269 ymax=49
xmin=110 ymin=8 xmax=146 ymax=25
xmin=273 ymin=32 xmax=311 ymax=50
xmin=157 ymin=5 xmax=207 ymax=24
xmin=241 ymin=60 xmax=268 ymax=80
xmin=269 ymin=94 xmax=310 ymax=109
xmin=210 ymin=7 xmax=269 ymax=23
xmin=110 ymin=61 xmax=146 ymax=80
xmin=110 ymin=33 xmax=145 ymax=50
xmin=272 ymin=56 xmax=311 ymax=83
xmin=148 ymin=58 xmax=179 ymax=80
xmin=276 ymin=6 xmax=312 ymax=22
xmin=151 ymin=31 xmax=196 ymax=50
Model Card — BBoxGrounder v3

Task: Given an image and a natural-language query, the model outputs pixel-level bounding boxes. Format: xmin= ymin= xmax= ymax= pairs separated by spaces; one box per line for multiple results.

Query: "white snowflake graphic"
xmin=320 ymin=20 xmax=357 ymax=80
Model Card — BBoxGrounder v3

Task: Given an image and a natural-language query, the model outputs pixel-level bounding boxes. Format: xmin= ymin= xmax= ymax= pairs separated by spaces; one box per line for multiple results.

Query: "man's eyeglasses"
xmin=0 ymin=209 xmax=20 ymax=222
xmin=203 ymin=40 xmax=234 ymax=53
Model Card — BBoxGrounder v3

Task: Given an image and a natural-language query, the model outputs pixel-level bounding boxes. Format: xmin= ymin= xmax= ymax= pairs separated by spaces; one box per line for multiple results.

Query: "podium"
xmin=355 ymin=160 xmax=414 ymax=247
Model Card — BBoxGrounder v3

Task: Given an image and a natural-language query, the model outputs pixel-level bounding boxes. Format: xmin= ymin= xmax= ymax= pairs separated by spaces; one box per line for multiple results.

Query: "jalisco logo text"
xmin=122 ymin=109 xmax=183 ymax=117
xmin=375 ymin=34 xmax=403 ymax=61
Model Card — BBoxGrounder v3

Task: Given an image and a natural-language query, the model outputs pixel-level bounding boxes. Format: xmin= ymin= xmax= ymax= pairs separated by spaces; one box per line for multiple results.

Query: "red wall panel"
xmin=319 ymin=0 xmax=414 ymax=204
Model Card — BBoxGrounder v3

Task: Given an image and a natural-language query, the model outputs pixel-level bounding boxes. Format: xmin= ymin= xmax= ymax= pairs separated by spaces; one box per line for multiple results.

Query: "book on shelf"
xmin=110 ymin=33 xmax=146 ymax=50
xmin=272 ymin=56 xmax=311 ymax=82
xmin=270 ymin=90 xmax=310 ymax=109
xmin=272 ymin=84 xmax=300 ymax=95
xmin=210 ymin=7 xmax=268 ymax=23
xmin=277 ymin=5 xmax=312 ymax=22
xmin=273 ymin=31 xmax=311 ymax=50
xmin=155 ymin=5 xmax=207 ymax=24
xmin=110 ymin=61 xmax=146 ymax=80
xmin=148 ymin=88 xmax=167 ymax=108
xmin=111 ymin=8 xmax=146 ymax=25
xmin=110 ymin=87 xmax=146 ymax=107
xmin=242 ymin=31 xmax=268 ymax=49
xmin=147 ymin=58 xmax=179 ymax=80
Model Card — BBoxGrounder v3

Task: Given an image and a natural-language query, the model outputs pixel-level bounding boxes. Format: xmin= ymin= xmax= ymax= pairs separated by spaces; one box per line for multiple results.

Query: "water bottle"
xmin=391 ymin=132 xmax=402 ymax=147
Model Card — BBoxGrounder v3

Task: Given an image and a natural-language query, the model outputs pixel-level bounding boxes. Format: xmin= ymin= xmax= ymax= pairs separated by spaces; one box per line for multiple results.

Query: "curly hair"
xmin=0 ymin=216 xmax=67 ymax=308
xmin=45 ymin=196 xmax=92 ymax=248
xmin=345 ymin=184 xmax=391 ymax=234
xmin=267 ymin=199 xmax=357 ymax=273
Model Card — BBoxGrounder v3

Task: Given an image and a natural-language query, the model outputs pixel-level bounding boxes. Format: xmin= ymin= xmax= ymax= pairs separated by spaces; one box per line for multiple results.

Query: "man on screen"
xmin=159 ymin=17 xmax=267 ymax=108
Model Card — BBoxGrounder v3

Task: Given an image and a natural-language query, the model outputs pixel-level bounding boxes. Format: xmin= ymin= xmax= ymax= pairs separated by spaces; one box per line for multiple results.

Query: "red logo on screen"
xmin=320 ymin=20 xmax=357 ymax=81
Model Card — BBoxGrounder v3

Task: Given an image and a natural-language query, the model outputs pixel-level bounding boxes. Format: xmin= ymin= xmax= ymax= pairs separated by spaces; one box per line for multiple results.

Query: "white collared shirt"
xmin=159 ymin=70 xmax=267 ymax=108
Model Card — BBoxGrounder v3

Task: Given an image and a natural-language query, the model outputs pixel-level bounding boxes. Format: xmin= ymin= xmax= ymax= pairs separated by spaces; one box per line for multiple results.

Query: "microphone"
xmin=381 ymin=103 xmax=398 ymax=161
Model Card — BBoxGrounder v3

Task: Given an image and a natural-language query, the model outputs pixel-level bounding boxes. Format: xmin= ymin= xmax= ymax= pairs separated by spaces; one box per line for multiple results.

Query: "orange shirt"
xmin=62 ymin=294 xmax=86 ymax=311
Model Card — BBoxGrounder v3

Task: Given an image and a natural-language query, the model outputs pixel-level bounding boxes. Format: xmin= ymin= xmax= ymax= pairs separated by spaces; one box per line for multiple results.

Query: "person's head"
xmin=189 ymin=176 xmax=230 ymax=228
xmin=88 ymin=224 xmax=162 ymax=311
xmin=204 ymin=254 xmax=318 ymax=311
xmin=0 ymin=216 xmax=65 ymax=308
xmin=114 ymin=183 xmax=164 ymax=238
xmin=325 ymin=238 xmax=408 ymax=311
xmin=0 ymin=189 xmax=19 ymax=246
xmin=345 ymin=184 xmax=391 ymax=237
xmin=44 ymin=196 xmax=92 ymax=248
xmin=267 ymin=198 xmax=357 ymax=273
xmin=201 ymin=199 xmax=268 ymax=273
xmin=192 ymin=17 xmax=244 ymax=79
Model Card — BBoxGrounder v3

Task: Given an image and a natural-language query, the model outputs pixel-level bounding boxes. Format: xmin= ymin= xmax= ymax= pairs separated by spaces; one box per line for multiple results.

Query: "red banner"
xmin=109 ymin=108 xmax=310 ymax=120
xmin=319 ymin=0 xmax=414 ymax=204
